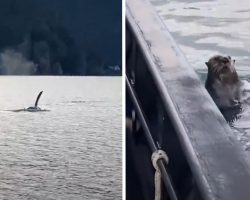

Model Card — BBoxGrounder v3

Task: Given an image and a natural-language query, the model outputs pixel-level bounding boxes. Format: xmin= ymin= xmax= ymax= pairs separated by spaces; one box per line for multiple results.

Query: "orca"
xmin=26 ymin=91 xmax=43 ymax=111
xmin=11 ymin=91 xmax=49 ymax=112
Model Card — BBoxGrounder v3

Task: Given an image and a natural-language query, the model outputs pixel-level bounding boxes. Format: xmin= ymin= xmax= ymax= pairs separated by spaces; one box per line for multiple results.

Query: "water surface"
xmin=0 ymin=76 xmax=122 ymax=200
xmin=150 ymin=0 xmax=250 ymax=150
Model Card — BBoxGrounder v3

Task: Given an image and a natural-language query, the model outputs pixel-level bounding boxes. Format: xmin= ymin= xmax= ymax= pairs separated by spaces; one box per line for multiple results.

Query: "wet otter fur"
xmin=205 ymin=55 xmax=243 ymax=108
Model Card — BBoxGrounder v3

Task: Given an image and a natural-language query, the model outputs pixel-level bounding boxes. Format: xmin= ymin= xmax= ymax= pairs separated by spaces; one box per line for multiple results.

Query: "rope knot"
xmin=151 ymin=150 xmax=169 ymax=200
xmin=151 ymin=150 xmax=169 ymax=172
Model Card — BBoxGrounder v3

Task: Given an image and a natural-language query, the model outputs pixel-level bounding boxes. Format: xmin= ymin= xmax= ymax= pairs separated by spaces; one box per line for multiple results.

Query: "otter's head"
xmin=205 ymin=55 xmax=238 ymax=84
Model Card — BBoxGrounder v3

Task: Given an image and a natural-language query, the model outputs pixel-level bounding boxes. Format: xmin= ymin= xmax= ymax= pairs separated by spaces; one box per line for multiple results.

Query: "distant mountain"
xmin=0 ymin=0 xmax=122 ymax=75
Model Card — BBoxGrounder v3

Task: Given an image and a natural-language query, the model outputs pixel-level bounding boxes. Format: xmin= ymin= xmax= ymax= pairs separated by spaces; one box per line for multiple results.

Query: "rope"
xmin=151 ymin=150 xmax=169 ymax=200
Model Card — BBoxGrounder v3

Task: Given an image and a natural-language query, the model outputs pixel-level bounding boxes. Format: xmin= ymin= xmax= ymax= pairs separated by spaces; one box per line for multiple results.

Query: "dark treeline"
xmin=0 ymin=0 xmax=121 ymax=75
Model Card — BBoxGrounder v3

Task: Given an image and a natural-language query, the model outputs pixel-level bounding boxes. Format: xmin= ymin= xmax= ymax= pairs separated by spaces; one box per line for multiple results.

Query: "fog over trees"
xmin=0 ymin=0 xmax=121 ymax=75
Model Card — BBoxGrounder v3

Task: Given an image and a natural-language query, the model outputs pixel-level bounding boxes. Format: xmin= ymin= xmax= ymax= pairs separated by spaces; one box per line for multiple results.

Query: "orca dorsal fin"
xmin=35 ymin=91 xmax=43 ymax=107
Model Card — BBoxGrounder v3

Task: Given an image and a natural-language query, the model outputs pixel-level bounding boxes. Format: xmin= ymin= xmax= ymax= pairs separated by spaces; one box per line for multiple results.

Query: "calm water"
xmin=0 ymin=76 xmax=122 ymax=200
xmin=150 ymin=0 xmax=250 ymax=150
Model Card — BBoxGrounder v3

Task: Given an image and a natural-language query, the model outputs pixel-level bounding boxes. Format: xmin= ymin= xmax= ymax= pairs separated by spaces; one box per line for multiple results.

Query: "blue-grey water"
xmin=150 ymin=0 xmax=250 ymax=150
xmin=0 ymin=76 xmax=122 ymax=200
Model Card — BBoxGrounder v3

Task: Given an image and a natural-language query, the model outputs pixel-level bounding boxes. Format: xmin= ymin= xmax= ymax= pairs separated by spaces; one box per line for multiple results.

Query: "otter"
xmin=205 ymin=55 xmax=244 ymax=108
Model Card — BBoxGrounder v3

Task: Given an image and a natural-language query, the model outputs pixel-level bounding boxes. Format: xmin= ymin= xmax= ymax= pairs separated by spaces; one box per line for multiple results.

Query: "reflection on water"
xmin=0 ymin=76 xmax=122 ymax=200
xmin=150 ymin=0 xmax=250 ymax=150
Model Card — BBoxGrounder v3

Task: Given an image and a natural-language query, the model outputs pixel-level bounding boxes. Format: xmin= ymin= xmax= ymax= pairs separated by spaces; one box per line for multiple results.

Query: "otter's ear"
xmin=205 ymin=62 xmax=210 ymax=68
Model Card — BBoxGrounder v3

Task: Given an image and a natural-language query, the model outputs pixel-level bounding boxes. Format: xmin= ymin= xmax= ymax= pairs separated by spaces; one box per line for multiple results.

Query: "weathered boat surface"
xmin=126 ymin=0 xmax=250 ymax=199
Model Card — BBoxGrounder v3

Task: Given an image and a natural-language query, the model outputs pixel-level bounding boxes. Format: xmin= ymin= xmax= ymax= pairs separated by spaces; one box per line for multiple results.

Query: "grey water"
xmin=150 ymin=0 xmax=250 ymax=150
xmin=0 ymin=76 xmax=122 ymax=200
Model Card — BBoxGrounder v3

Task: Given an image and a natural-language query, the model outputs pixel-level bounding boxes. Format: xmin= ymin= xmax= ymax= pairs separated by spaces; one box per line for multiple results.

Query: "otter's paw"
xmin=231 ymin=99 xmax=241 ymax=107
